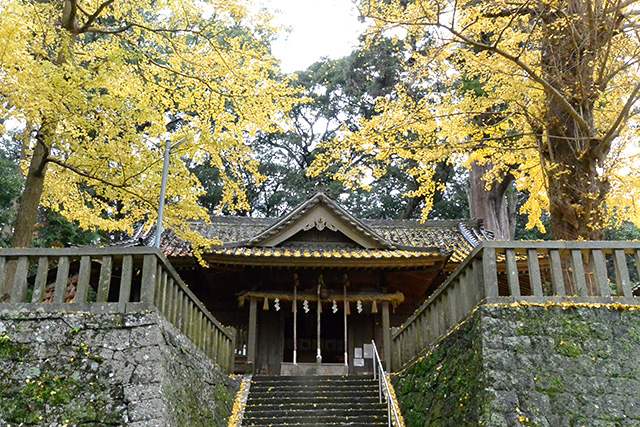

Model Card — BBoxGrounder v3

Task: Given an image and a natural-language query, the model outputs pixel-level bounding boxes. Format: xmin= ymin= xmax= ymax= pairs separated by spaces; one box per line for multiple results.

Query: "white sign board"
xmin=354 ymin=347 xmax=363 ymax=358
xmin=353 ymin=357 xmax=365 ymax=367
xmin=363 ymin=344 xmax=373 ymax=359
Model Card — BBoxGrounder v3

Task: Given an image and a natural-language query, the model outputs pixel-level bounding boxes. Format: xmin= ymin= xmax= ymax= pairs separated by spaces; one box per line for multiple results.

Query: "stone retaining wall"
xmin=0 ymin=309 xmax=239 ymax=426
xmin=392 ymin=303 xmax=640 ymax=426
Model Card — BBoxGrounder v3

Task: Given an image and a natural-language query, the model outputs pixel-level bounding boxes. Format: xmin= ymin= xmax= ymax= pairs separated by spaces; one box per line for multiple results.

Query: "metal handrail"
xmin=372 ymin=340 xmax=402 ymax=427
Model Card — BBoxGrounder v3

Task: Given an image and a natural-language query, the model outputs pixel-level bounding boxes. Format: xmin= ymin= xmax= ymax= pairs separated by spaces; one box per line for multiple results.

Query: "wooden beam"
xmin=247 ymin=296 xmax=258 ymax=372
xmin=382 ymin=302 xmax=392 ymax=370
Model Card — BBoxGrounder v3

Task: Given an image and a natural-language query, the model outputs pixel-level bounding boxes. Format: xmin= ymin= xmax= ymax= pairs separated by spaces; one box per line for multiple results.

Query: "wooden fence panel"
xmin=0 ymin=248 xmax=236 ymax=373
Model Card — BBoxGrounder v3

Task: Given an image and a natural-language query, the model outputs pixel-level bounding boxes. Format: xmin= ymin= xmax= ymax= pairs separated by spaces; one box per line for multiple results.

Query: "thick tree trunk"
xmin=399 ymin=195 xmax=421 ymax=219
xmin=2 ymin=128 xmax=51 ymax=301
xmin=9 ymin=131 xmax=50 ymax=248
xmin=540 ymin=0 xmax=608 ymax=241
xmin=544 ymin=142 xmax=608 ymax=241
xmin=467 ymin=162 xmax=516 ymax=240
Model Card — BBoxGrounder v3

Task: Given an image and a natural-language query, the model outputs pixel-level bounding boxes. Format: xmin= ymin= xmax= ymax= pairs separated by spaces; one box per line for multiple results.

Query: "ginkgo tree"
xmin=311 ymin=0 xmax=640 ymax=240
xmin=0 ymin=0 xmax=297 ymax=257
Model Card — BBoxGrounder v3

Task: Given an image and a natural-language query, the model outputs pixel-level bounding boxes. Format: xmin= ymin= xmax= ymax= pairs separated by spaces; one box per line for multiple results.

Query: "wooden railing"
xmin=391 ymin=241 xmax=640 ymax=371
xmin=0 ymin=247 xmax=235 ymax=373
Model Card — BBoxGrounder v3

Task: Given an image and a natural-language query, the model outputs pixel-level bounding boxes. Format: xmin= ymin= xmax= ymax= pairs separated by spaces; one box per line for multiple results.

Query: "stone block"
xmin=131 ymin=361 xmax=164 ymax=384
xmin=124 ymin=382 xmax=163 ymax=403
xmin=130 ymin=325 xmax=163 ymax=347
xmin=128 ymin=398 xmax=166 ymax=421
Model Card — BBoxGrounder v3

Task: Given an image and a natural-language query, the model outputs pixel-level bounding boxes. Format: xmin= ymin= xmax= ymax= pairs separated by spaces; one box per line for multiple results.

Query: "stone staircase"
xmin=241 ymin=375 xmax=389 ymax=426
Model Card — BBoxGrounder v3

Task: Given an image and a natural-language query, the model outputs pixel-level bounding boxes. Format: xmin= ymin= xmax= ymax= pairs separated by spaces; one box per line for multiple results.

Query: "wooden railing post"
xmin=549 ymin=249 xmax=566 ymax=296
xmin=570 ymin=249 xmax=588 ymax=296
xmin=614 ymin=249 xmax=633 ymax=297
xmin=96 ymin=256 xmax=113 ymax=303
xmin=482 ymin=246 xmax=499 ymax=299
xmin=592 ymin=249 xmax=610 ymax=297
xmin=75 ymin=256 xmax=91 ymax=304
xmin=247 ymin=296 xmax=258 ymax=372
xmin=382 ymin=301 xmax=392 ymax=370
xmin=505 ymin=249 xmax=521 ymax=297
xmin=228 ymin=328 xmax=237 ymax=373
xmin=10 ymin=256 xmax=29 ymax=303
xmin=118 ymin=255 xmax=133 ymax=309
xmin=32 ymin=256 xmax=49 ymax=303
xmin=0 ymin=256 xmax=6 ymax=296
xmin=141 ymin=254 xmax=158 ymax=304
xmin=53 ymin=256 xmax=70 ymax=304
xmin=527 ymin=249 xmax=544 ymax=296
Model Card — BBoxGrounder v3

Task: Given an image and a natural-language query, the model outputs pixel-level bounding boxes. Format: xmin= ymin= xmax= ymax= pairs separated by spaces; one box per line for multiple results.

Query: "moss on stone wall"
xmin=0 ymin=330 xmax=124 ymax=425
xmin=0 ymin=310 xmax=237 ymax=426
xmin=393 ymin=303 xmax=640 ymax=427
xmin=392 ymin=313 xmax=487 ymax=426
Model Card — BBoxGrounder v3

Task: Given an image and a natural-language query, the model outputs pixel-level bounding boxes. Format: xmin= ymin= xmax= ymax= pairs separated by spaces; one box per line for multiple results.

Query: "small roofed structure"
xmin=139 ymin=190 xmax=494 ymax=375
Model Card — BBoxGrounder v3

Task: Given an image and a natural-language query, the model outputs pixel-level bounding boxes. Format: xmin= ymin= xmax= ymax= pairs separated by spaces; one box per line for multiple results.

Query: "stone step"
xmin=242 ymin=423 xmax=388 ymax=427
xmin=246 ymin=394 xmax=382 ymax=405
xmin=242 ymin=413 xmax=388 ymax=425
xmin=251 ymin=382 xmax=378 ymax=391
xmin=250 ymin=375 xmax=375 ymax=384
xmin=252 ymin=388 xmax=378 ymax=399
xmin=243 ymin=407 xmax=386 ymax=418
xmin=244 ymin=401 xmax=385 ymax=411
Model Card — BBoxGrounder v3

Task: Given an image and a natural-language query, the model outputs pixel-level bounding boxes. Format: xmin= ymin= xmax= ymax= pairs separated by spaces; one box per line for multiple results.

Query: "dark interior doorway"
xmin=283 ymin=305 xmax=345 ymax=364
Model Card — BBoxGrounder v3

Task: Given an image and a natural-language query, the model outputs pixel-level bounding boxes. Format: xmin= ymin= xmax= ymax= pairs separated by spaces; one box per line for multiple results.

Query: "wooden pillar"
xmin=316 ymin=278 xmax=322 ymax=364
xmin=343 ymin=277 xmax=349 ymax=368
xmin=382 ymin=302 xmax=392 ymax=371
xmin=247 ymin=296 xmax=258 ymax=372
xmin=293 ymin=277 xmax=298 ymax=365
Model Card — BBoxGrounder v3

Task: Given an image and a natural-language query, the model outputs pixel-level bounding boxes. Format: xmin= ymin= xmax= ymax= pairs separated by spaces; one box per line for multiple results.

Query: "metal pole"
xmin=293 ymin=274 xmax=298 ymax=365
xmin=154 ymin=139 xmax=171 ymax=248
xmin=372 ymin=340 xmax=377 ymax=381
xmin=343 ymin=275 xmax=349 ymax=368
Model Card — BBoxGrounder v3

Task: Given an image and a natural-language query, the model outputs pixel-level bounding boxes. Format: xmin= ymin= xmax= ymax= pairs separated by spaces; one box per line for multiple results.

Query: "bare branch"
xmin=46 ymin=157 xmax=157 ymax=208
xmin=78 ymin=0 xmax=116 ymax=34
xmin=600 ymin=81 xmax=640 ymax=147
xmin=493 ymin=0 xmax=534 ymax=47
xmin=85 ymin=24 xmax=132 ymax=34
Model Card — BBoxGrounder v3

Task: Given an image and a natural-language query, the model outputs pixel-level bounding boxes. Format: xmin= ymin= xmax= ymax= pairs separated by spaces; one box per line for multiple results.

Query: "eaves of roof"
xmin=247 ymin=192 xmax=395 ymax=249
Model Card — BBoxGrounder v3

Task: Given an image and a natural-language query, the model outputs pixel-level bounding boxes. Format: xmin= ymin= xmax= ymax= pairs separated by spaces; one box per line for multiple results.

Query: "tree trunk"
xmin=540 ymin=0 xmax=608 ymax=241
xmin=544 ymin=143 xmax=608 ymax=241
xmin=2 ymin=127 xmax=52 ymax=301
xmin=9 ymin=129 xmax=51 ymax=248
xmin=467 ymin=161 xmax=516 ymax=240
xmin=8 ymin=1 xmax=76 ymax=250
xmin=399 ymin=195 xmax=421 ymax=219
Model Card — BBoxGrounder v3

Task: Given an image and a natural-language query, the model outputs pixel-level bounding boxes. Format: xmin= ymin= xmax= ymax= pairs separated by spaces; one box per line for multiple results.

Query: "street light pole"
xmin=154 ymin=138 xmax=187 ymax=248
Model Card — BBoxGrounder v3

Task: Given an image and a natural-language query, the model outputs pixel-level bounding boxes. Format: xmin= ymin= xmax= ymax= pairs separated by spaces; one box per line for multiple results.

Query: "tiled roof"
xmin=366 ymin=219 xmax=493 ymax=263
xmin=145 ymin=217 xmax=491 ymax=263
xmin=129 ymin=191 xmax=494 ymax=264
